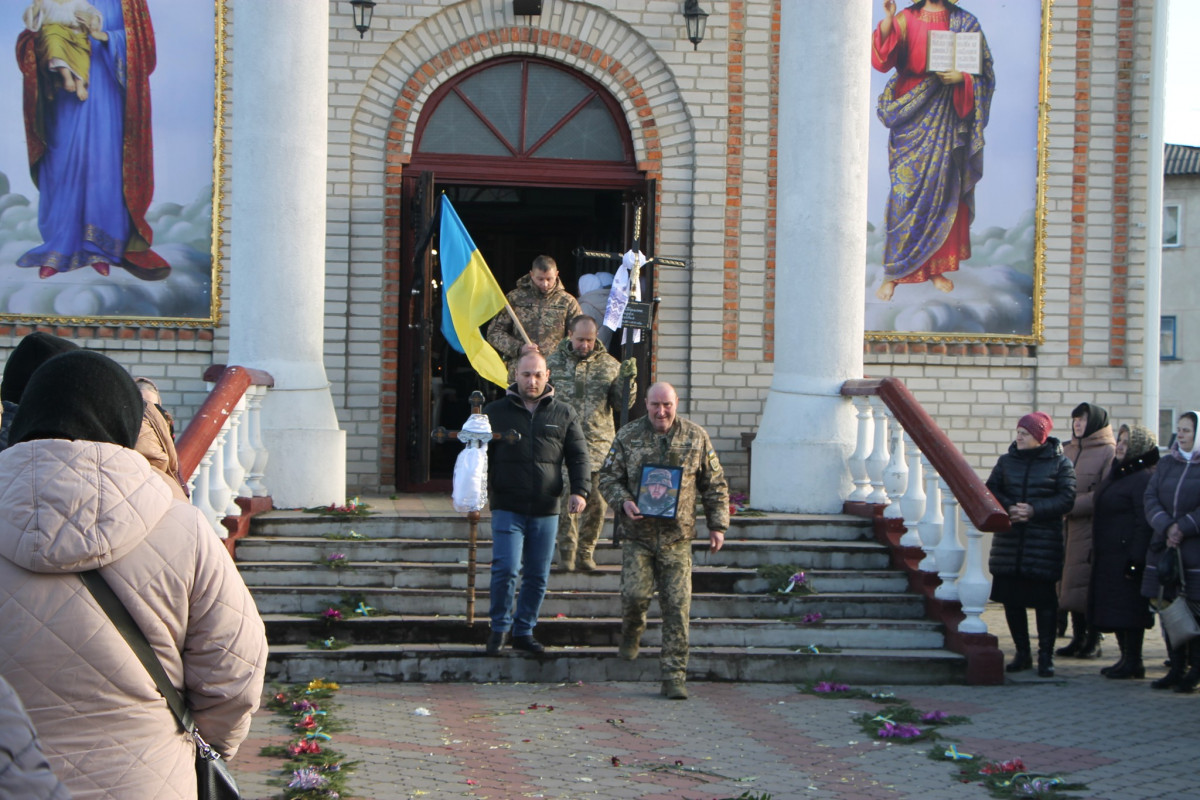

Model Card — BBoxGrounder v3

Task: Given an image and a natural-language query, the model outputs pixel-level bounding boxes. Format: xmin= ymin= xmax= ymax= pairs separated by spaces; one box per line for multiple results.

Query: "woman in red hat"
xmin=986 ymin=412 xmax=1077 ymax=677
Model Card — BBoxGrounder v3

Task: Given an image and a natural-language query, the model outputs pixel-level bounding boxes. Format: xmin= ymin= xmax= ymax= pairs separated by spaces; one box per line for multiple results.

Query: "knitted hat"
xmin=10 ymin=350 xmax=143 ymax=449
xmin=1017 ymin=411 xmax=1053 ymax=444
xmin=1121 ymin=423 xmax=1157 ymax=461
xmin=0 ymin=332 xmax=79 ymax=403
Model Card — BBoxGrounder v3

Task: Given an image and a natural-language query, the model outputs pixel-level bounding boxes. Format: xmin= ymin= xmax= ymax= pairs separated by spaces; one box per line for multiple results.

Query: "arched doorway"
xmin=397 ymin=56 xmax=654 ymax=490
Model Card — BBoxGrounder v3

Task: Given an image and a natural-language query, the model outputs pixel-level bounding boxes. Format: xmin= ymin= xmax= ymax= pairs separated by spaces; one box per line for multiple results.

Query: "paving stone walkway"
xmin=229 ymin=604 xmax=1197 ymax=800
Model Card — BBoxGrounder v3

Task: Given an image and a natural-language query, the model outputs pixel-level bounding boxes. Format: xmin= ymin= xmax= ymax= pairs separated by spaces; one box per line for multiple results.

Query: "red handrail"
xmin=842 ymin=377 xmax=1011 ymax=533
xmin=176 ymin=366 xmax=272 ymax=481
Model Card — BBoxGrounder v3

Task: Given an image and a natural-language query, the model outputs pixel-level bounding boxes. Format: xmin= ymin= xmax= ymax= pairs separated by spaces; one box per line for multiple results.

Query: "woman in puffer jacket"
xmin=1057 ymin=402 xmax=1116 ymax=660
xmin=0 ymin=351 xmax=268 ymax=800
xmin=986 ymin=412 xmax=1077 ymax=678
xmin=1141 ymin=410 xmax=1200 ymax=692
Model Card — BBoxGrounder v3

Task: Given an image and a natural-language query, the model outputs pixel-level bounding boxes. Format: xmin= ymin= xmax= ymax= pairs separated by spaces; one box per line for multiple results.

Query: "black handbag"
xmin=80 ymin=570 xmax=242 ymax=800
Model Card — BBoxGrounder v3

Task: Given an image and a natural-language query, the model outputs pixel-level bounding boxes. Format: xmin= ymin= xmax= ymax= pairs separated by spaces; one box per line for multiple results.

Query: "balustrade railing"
xmin=841 ymin=378 xmax=1009 ymax=637
xmin=176 ymin=365 xmax=274 ymax=552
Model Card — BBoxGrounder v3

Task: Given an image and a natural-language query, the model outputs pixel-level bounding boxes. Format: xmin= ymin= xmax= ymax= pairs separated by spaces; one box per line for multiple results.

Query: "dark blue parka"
xmin=484 ymin=385 xmax=589 ymax=517
xmin=986 ymin=436 xmax=1077 ymax=582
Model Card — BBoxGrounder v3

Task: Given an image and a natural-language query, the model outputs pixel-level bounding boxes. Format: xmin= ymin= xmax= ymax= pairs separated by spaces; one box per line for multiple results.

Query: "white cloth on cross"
xmin=603 ymin=250 xmax=644 ymax=344
xmin=452 ymin=413 xmax=492 ymax=512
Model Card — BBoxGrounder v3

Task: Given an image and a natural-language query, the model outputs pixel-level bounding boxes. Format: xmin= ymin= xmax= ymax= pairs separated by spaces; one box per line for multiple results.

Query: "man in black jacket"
xmin=484 ymin=351 xmax=589 ymax=655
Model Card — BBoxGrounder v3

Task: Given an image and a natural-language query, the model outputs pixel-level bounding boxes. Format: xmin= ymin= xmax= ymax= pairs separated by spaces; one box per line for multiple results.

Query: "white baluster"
xmin=916 ymin=454 xmax=942 ymax=572
xmin=899 ymin=433 xmax=926 ymax=546
xmin=865 ymin=396 xmax=889 ymax=506
xmin=882 ymin=409 xmax=908 ymax=520
xmin=956 ymin=508 xmax=990 ymax=634
xmin=934 ymin=476 xmax=964 ymax=601
xmin=222 ymin=396 xmax=247 ymax=514
xmin=246 ymin=386 xmax=270 ymax=497
xmin=208 ymin=423 xmax=234 ymax=525
xmin=235 ymin=390 xmax=256 ymax=497
xmin=191 ymin=450 xmax=225 ymax=538
xmin=848 ymin=396 xmax=872 ymax=502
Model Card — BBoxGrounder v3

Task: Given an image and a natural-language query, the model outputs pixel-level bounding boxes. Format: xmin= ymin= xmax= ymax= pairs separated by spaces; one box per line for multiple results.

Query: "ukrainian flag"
xmin=438 ymin=195 xmax=509 ymax=388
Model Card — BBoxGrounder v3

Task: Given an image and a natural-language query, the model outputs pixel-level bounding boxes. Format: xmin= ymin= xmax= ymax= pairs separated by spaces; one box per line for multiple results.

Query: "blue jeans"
xmin=489 ymin=510 xmax=559 ymax=637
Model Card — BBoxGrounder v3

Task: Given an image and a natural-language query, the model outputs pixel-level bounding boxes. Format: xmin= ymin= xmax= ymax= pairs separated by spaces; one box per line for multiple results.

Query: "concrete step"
xmin=262 ymin=614 xmax=947 ymax=650
xmin=246 ymin=586 xmax=927 ymax=619
xmin=248 ymin=511 xmax=875 ymax=543
xmin=235 ymin=537 xmax=893 ymax=570
xmin=264 ymin=643 xmax=966 ymax=685
xmin=238 ymin=562 xmax=910 ymax=595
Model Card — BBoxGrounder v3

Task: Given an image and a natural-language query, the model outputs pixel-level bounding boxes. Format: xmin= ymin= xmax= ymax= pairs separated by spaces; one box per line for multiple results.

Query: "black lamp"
xmin=350 ymin=0 xmax=375 ymax=39
xmin=683 ymin=0 xmax=708 ymax=50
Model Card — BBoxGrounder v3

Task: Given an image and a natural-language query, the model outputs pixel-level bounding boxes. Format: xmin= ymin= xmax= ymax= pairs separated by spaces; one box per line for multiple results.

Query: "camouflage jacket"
xmin=486 ymin=274 xmax=583 ymax=362
xmin=599 ymin=415 xmax=730 ymax=546
xmin=546 ymin=338 xmax=635 ymax=468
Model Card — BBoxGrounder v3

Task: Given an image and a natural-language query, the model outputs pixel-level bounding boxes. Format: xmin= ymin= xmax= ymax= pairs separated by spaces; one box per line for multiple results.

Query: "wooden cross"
xmin=431 ymin=390 xmax=520 ymax=626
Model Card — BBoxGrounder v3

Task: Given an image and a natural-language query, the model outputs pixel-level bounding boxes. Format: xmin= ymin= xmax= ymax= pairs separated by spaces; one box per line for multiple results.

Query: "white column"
xmin=228 ymin=2 xmax=345 ymax=507
xmin=751 ymin=2 xmax=871 ymax=512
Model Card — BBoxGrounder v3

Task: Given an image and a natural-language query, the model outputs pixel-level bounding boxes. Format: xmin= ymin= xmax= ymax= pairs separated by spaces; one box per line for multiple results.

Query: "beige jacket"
xmin=1058 ymin=425 xmax=1117 ymax=613
xmin=135 ymin=401 xmax=187 ymax=500
xmin=0 ymin=439 xmax=268 ymax=800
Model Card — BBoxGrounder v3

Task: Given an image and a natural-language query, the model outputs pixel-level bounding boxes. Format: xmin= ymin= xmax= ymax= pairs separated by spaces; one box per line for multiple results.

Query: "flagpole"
xmin=504 ymin=302 xmax=534 ymax=348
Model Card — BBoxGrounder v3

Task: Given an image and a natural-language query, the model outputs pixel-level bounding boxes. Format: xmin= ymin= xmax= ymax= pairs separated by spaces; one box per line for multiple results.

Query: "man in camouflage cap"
xmin=599 ymin=382 xmax=729 ymax=700
xmin=547 ymin=314 xmax=636 ymax=571
xmin=487 ymin=255 xmax=583 ymax=371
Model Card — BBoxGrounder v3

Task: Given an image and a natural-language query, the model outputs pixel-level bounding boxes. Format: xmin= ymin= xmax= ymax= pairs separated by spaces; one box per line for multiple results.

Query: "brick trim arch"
xmin=361 ymin=10 xmax=692 ymax=489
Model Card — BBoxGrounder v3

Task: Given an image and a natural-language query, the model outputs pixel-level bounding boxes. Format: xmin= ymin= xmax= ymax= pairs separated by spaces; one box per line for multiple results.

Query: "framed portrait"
xmin=864 ymin=0 xmax=1050 ymax=342
xmin=0 ymin=0 xmax=225 ymax=325
xmin=637 ymin=464 xmax=682 ymax=520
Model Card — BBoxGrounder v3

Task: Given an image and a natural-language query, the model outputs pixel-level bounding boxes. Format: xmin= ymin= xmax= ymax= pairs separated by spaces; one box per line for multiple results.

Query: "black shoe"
xmin=486 ymin=630 xmax=510 ymax=655
xmin=1076 ymin=630 xmax=1103 ymax=659
xmin=511 ymin=635 xmax=546 ymax=654
xmin=1106 ymin=659 xmax=1145 ymax=680
xmin=1151 ymin=663 xmax=1185 ymax=689
xmin=1005 ymin=651 xmax=1033 ymax=673
xmin=1055 ymin=637 xmax=1083 ymax=657
xmin=1037 ymin=652 xmax=1055 ymax=678
xmin=1174 ymin=667 xmax=1200 ymax=693
xmin=1100 ymin=656 xmax=1125 ymax=676
xmin=1055 ymin=610 xmax=1068 ymax=638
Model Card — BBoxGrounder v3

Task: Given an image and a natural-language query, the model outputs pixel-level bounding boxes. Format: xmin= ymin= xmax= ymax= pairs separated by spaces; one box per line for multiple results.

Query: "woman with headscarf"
xmin=1142 ymin=411 xmax=1200 ymax=692
xmin=0 ymin=350 xmax=267 ymax=798
xmin=1057 ymin=402 xmax=1116 ymax=659
xmin=1088 ymin=424 xmax=1158 ymax=679
xmin=0 ymin=331 xmax=79 ymax=451
xmin=986 ymin=412 xmax=1077 ymax=678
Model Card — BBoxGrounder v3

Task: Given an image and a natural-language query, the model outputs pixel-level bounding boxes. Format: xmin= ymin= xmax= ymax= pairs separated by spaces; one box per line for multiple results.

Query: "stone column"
xmin=751 ymin=2 xmax=871 ymax=512
xmin=228 ymin=2 xmax=345 ymax=507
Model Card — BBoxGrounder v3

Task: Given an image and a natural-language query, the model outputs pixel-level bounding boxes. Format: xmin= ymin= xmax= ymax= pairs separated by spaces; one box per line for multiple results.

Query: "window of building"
xmin=1162 ymin=316 xmax=1179 ymax=360
xmin=1160 ymin=409 xmax=1175 ymax=448
xmin=1163 ymin=203 xmax=1182 ymax=247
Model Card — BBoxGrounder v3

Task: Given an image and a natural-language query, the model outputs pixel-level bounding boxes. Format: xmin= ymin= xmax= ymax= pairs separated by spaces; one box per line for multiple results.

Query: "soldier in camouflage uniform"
xmin=599 ymin=382 xmax=729 ymax=700
xmin=486 ymin=255 xmax=583 ymax=372
xmin=547 ymin=315 xmax=637 ymax=571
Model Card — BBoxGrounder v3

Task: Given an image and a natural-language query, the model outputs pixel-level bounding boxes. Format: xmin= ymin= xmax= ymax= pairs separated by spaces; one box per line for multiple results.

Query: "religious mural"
xmin=0 ymin=0 xmax=221 ymax=324
xmin=865 ymin=0 xmax=1048 ymax=342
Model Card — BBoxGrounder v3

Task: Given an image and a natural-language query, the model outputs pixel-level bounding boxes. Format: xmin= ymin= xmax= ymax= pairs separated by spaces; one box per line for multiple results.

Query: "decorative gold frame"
xmin=0 ymin=0 xmax=226 ymax=327
xmin=865 ymin=0 xmax=1052 ymax=344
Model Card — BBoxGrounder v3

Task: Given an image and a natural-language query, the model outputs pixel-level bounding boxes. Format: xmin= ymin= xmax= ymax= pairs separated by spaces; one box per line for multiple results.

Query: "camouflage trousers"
xmin=558 ymin=472 xmax=607 ymax=568
xmin=620 ymin=537 xmax=692 ymax=682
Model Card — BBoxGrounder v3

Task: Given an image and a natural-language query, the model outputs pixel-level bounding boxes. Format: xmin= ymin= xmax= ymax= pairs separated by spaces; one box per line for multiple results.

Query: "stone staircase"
xmin=239 ymin=509 xmax=967 ymax=684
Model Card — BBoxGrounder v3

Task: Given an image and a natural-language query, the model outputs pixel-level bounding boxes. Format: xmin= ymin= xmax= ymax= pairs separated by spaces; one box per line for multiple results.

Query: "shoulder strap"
xmin=79 ymin=570 xmax=195 ymax=735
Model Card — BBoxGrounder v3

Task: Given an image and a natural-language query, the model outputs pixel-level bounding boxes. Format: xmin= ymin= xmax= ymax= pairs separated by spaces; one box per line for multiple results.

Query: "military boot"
xmin=661 ymin=679 xmax=688 ymax=700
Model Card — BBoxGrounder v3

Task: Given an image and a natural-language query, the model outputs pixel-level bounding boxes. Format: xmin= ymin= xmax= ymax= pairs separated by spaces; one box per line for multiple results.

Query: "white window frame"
xmin=1163 ymin=202 xmax=1182 ymax=248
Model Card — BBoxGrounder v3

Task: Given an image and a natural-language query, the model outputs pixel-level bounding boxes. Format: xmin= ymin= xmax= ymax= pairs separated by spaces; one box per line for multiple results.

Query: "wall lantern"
xmin=350 ymin=0 xmax=375 ymax=39
xmin=683 ymin=0 xmax=709 ymax=50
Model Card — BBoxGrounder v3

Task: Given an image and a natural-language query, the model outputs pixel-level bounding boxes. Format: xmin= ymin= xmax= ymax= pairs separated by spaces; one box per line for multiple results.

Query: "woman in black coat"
xmin=1088 ymin=424 xmax=1158 ymax=679
xmin=1141 ymin=410 xmax=1200 ymax=691
xmin=986 ymin=412 xmax=1077 ymax=677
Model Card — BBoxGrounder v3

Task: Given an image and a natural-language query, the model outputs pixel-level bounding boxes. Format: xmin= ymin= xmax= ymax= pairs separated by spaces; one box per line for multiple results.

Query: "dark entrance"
xmin=394 ymin=56 xmax=653 ymax=490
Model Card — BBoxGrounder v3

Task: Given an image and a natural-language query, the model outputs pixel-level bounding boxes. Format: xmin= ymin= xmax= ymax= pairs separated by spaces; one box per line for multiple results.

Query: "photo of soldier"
xmin=636 ymin=466 xmax=680 ymax=519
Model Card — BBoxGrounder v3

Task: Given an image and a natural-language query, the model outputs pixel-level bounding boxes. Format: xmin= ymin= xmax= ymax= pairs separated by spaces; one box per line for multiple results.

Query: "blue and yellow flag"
xmin=438 ymin=195 xmax=509 ymax=388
